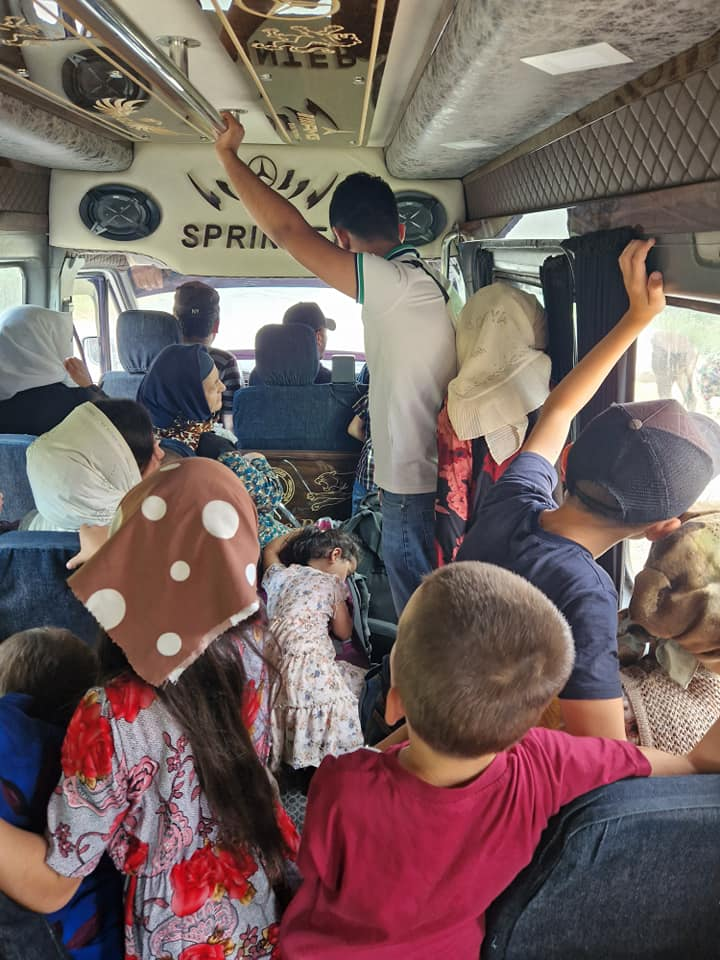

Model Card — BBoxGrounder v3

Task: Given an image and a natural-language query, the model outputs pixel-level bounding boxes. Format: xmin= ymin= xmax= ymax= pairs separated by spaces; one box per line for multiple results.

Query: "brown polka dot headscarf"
xmin=69 ymin=458 xmax=261 ymax=686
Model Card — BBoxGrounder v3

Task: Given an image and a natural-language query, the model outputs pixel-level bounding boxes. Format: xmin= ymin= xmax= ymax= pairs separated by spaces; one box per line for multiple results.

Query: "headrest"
xmin=117 ymin=310 xmax=180 ymax=375
xmin=254 ymin=323 xmax=319 ymax=385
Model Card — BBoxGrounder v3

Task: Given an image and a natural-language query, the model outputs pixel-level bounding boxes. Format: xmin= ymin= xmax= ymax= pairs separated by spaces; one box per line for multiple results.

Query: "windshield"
xmin=137 ymin=281 xmax=364 ymax=357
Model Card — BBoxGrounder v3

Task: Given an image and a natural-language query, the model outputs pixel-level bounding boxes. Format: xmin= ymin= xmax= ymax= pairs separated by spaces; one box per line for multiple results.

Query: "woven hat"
xmin=567 ymin=399 xmax=720 ymax=524
xmin=447 ymin=283 xmax=550 ymax=463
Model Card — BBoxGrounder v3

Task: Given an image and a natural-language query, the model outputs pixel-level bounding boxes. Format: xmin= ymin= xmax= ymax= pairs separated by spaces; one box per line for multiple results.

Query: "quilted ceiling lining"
xmin=386 ymin=0 xmax=718 ymax=180
xmin=464 ymin=60 xmax=720 ymax=219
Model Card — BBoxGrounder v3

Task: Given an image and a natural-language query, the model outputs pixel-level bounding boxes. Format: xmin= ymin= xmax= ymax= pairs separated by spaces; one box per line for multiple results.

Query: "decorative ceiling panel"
xmin=464 ymin=60 xmax=720 ymax=219
xmin=200 ymin=0 xmax=400 ymax=147
xmin=0 ymin=0 xmax=206 ymax=142
xmin=386 ymin=0 xmax=718 ymax=179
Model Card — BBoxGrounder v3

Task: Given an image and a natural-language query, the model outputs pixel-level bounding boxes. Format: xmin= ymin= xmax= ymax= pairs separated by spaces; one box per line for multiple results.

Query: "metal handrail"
xmin=58 ymin=0 xmax=225 ymax=139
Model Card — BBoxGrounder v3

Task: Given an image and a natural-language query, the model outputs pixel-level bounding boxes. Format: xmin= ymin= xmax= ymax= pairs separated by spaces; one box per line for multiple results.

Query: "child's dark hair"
xmin=98 ymin=618 xmax=292 ymax=893
xmin=0 ymin=628 xmax=98 ymax=727
xmin=94 ymin=397 xmax=155 ymax=474
xmin=174 ymin=280 xmax=220 ymax=340
xmin=279 ymin=525 xmax=361 ymax=567
xmin=394 ymin=563 xmax=574 ymax=758
xmin=329 ymin=173 xmax=399 ymax=242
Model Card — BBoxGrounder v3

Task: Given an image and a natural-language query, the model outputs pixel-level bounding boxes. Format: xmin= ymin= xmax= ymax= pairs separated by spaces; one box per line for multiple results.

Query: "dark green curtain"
xmin=561 ymin=226 xmax=640 ymax=592
xmin=540 ymin=253 xmax=575 ymax=388
xmin=562 ymin=227 xmax=639 ymax=432
xmin=473 ymin=249 xmax=494 ymax=290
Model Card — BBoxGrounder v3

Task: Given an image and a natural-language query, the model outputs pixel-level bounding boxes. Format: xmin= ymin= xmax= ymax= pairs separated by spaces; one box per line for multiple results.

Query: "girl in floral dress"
xmin=0 ymin=459 xmax=298 ymax=959
xmin=262 ymin=526 xmax=366 ymax=770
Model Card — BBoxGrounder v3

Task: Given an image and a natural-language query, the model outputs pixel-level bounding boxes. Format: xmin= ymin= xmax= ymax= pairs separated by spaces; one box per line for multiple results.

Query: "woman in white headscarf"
xmin=0 ymin=306 xmax=103 ymax=435
xmin=17 ymin=399 xmax=164 ymax=564
xmin=435 ymin=282 xmax=551 ymax=564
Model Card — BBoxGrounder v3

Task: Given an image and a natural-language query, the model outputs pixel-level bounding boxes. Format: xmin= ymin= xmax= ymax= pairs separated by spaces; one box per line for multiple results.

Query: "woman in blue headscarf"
xmin=137 ymin=343 xmax=224 ymax=458
xmin=138 ymin=343 xmax=289 ymax=545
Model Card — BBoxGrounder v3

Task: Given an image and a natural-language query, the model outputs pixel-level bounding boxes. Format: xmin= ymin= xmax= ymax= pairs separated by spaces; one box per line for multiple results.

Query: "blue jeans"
xmin=380 ymin=490 xmax=436 ymax=616
xmin=351 ymin=479 xmax=370 ymax=515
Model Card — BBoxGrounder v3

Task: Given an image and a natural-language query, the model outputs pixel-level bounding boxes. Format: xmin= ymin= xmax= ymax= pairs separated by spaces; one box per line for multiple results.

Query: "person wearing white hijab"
xmin=447 ymin=282 xmax=551 ymax=464
xmin=20 ymin=401 xmax=163 ymax=540
xmin=0 ymin=305 xmax=102 ymax=435
xmin=435 ymin=283 xmax=551 ymax=564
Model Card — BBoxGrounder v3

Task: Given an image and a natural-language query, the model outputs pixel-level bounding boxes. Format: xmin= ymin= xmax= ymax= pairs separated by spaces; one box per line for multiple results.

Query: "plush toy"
xmin=620 ymin=509 xmax=720 ymax=752
xmin=630 ymin=511 xmax=720 ymax=675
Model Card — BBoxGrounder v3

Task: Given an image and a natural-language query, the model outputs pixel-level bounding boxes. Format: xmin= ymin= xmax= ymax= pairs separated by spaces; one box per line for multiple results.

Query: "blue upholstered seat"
xmin=0 ymin=532 xmax=97 ymax=644
xmin=235 ymin=324 xmax=364 ymax=451
xmin=100 ymin=309 xmax=180 ymax=400
xmin=0 ymin=434 xmax=35 ymax=518
xmin=483 ymin=774 xmax=720 ymax=959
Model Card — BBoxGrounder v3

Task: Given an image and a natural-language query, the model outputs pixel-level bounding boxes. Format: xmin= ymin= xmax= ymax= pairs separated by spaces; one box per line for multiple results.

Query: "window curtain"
xmin=472 ymin=249 xmax=494 ymax=290
xmin=561 ymin=226 xmax=640 ymax=592
xmin=562 ymin=227 xmax=639 ymax=431
xmin=540 ymin=253 xmax=575 ymax=388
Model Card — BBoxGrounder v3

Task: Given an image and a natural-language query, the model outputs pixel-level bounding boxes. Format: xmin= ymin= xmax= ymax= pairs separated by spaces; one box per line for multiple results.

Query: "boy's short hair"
xmin=567 ymin=399 xmax=720 ymax=525
xmin=329 ymin=173 xmax=399 ymax=242
xmin=394 ymin=563 xmax=574 ymax=757
xmin=174 ymin=281 xmax=220 ymax=340
xmin=280 ymin=525 xmax=360 ymax=567
xmin=0 ymin=628 xmax=98 ymax=727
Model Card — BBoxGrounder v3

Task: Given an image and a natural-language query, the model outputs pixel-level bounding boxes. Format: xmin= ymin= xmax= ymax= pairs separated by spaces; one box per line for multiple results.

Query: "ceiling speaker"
xmin=79 ymin=185 xmax=161 ymax=242
xmin=62 ymin=47 xmax=147 ymax=111
xmin=395 ymin=191 xmax=448 ymax=246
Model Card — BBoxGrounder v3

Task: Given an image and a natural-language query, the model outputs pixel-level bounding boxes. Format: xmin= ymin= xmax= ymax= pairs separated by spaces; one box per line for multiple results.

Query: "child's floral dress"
xmin=263 ymin=563 xmax=366 ymax=769
xmin=45 ymin=626 xmax=298 ymax=960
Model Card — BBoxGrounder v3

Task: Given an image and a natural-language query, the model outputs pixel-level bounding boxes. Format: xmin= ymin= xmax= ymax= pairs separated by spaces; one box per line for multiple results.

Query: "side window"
xmin=0 ymin=265 xmax=25 ymax=311
xmin=107 ymin=284 xmax=121 ymax=371
xmin=629 ymin=301 xmax=720 ymax=575
xmin=71 ymin=277 xmax=102 ymax=383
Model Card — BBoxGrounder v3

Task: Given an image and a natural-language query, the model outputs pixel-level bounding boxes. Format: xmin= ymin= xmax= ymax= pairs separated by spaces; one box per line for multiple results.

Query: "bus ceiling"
xmin=0 ymin=0 xmax=714 ymax=276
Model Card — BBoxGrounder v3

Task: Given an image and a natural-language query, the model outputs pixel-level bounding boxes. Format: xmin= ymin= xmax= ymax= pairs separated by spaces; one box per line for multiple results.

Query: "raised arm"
xmin=215 ymin=114 xmax=357 ymax=299
xmin=524 ymin=239 xmax=665 ymax=466
xmin=262 ymin=527 xmax=303 ymax=570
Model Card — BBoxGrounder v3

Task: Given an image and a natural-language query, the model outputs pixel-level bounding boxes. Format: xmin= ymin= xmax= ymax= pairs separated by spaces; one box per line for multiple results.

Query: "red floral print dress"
xmin=45 ymin=629 xmax=298 ymax=960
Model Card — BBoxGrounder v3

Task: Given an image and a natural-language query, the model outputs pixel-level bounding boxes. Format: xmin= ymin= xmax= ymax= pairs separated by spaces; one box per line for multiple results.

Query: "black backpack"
xmin=341 ymin=494 xmax=397 ymax=627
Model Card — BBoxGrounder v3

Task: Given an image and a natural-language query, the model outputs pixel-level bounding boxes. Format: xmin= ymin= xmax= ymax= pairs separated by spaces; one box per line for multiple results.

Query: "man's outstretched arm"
xmin=215 ymin=113 xmax=357 ymax=299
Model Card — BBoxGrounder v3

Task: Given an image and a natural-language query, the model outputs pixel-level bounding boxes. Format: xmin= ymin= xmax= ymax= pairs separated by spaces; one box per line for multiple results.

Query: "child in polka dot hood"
xmin=39 ymin=459 xmax=297 ymax=958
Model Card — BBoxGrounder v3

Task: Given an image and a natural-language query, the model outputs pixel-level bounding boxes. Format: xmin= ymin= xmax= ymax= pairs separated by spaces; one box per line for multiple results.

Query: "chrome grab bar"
xmin=58 ymin=0 xmax=225 ymax=139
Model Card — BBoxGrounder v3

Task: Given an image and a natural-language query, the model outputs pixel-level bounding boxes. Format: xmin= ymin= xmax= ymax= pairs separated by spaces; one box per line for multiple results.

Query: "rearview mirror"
xmin=82 ymin=335 xmax=101 ymax=366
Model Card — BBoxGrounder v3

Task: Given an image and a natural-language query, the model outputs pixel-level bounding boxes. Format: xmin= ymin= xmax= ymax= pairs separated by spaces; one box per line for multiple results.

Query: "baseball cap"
xmin=282 ymin=302 xmax=336 ymax=332
xmin=566 ymin=399 xmax=720 ymax=525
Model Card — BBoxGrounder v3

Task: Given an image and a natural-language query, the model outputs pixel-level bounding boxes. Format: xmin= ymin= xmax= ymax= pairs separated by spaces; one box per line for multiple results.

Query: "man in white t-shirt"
xmin=216 ymin=114 xmax=456 ymax=613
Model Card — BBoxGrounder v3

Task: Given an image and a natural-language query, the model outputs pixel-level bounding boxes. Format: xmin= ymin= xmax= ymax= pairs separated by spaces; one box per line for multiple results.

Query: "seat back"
xmin=482 ymin=775 xmax=720 ymax=959
xmin=0 ymin=434 xmax=35 ymax=518
xmin=254 ymin=323 xmax=319 ymax=385
xmin=0 ymin=532 xmax=97 ymax=645
xmin=234 ymin=382 xmax=365 ymax=521
xmin=100 ymin=309 xmax=180 ymax=399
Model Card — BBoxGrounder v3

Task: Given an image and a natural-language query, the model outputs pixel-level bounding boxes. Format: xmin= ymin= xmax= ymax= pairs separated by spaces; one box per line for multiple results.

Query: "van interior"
xmin=0 ymin=1 xmax=719 ymax=955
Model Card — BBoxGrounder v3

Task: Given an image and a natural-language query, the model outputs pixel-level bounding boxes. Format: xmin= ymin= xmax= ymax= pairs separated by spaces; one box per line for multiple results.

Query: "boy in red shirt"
xmin=281 ymin=562 xmax=720 ymax=959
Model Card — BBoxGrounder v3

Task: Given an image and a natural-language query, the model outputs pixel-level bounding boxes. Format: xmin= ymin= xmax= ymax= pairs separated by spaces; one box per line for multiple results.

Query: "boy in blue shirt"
xmin=0 ymin=628 xmax=122 ymax=959
xmin=458 ymin=239 xmax=720 ymax=739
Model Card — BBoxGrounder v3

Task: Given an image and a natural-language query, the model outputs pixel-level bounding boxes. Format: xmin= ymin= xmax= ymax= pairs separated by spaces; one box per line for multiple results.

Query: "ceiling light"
xmin=442 ymin=139 xmax=492 ymax=151
xmin=198 ymin=0 xmax=233 ymax=9
xmin=520 ymin=42 xmax=632 ymax=76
